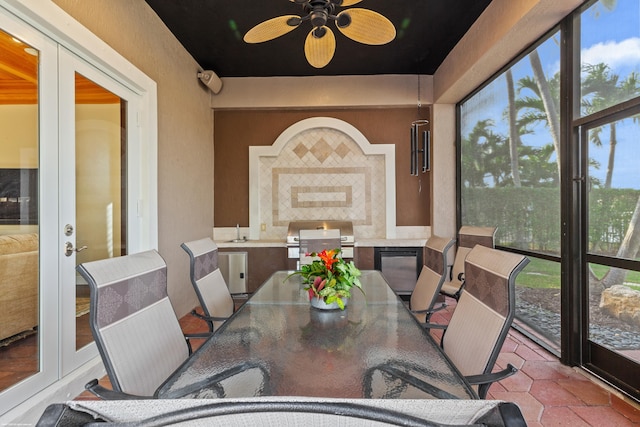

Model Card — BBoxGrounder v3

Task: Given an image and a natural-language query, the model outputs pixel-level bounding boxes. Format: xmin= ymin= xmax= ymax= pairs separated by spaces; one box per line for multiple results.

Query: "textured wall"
xmin=255 ymin=126 xmax=388 ymax=239
xmin=214 ymin=108 xmax=431 ymax=228
xmin=52 ymin=0 xmax=213 ymax=317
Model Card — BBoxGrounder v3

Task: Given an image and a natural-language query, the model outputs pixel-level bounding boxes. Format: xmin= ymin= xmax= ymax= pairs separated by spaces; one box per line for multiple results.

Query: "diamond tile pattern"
xmin=309 ymin=138 xmax=332 ymax=163
xmin=258 ymin=127 xmax=387 ymax=239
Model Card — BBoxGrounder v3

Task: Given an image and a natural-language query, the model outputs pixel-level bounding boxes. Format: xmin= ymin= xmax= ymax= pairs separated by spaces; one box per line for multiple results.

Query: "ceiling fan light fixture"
xmin=336 ymin=13 xmax=351 ymax=28
xmin=244 ymin=0 xmax=394 ymax=68
xmin=336 ymin=8 xmax=396 ymax=45
xmin=304 ymin=26 xmax=335 ymax=68
xmin=312 ymin=26 xmax=327 ymax=38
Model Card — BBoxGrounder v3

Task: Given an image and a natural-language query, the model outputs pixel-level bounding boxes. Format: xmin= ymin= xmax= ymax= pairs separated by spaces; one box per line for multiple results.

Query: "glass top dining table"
xmin=157 ymin=270 xmax=477 ymax=400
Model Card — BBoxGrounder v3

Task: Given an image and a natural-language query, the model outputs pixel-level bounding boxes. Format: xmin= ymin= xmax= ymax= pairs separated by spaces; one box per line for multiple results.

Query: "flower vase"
xmin=310 ymin=296 xmax=349 ymax=310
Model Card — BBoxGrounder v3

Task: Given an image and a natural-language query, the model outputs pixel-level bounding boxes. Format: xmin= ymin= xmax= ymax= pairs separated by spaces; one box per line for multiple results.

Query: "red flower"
xmin=318 ymin=249 xmax=339 ymax=271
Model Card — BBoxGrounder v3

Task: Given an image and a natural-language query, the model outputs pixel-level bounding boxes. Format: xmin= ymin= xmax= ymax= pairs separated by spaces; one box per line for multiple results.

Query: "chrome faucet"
xmin=236 ymin=224 xmax=240 ymax=240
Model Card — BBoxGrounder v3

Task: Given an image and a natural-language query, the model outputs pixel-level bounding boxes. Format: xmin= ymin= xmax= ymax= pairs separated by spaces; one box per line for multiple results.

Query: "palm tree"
xmin=582 ymin=66 xmax=640 ymax=289
xmin=461 ymin=119 xmax=509 ymax=188
xmin=528 ymin=49 xmax=561 ymax=179
xmin=582 ymin=63 xmax=621 ymax=188
xmin=506 ymin=69 xmax=522 ymax=187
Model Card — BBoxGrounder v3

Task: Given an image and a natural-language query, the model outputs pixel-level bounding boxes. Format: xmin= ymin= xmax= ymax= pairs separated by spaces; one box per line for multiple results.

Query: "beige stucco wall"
xmin=52 ymin=0 xmax=212 ymax=317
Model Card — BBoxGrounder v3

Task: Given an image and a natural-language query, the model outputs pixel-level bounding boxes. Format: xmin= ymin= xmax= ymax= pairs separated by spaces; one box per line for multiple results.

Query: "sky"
xmin=461 ymin=0 xmax=640 ymax=190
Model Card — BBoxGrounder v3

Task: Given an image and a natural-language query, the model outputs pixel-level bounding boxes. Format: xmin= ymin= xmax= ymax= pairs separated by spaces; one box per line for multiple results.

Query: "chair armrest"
xmin=185 ymin=332 xmax=211 ymax=339
xmin=183 ymin=333 xmax=211 ymax=354
xmin=465 ymin=364 xmax=518 ymax=386
xmin=421 ymin=323 xmax=447 ymax=330
xmin=85 ymin=379 xmax=153 ymax=400
xmin=411 ymin=303 xmax=447 ymax=317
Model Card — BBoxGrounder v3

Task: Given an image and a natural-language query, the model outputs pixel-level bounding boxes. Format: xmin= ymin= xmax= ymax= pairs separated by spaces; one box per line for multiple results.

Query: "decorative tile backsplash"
xmin=250 ymin=118 xmax=396 ymax=240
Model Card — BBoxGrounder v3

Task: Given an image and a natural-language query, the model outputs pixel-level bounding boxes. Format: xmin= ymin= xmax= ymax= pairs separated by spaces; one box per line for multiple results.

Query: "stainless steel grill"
xmin=286 ymin=220 xmax=354 ymax=259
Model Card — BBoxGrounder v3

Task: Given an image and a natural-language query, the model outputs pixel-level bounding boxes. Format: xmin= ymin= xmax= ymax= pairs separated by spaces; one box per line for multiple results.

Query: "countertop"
xmin=215 ymin=238 xmax=427 ymax=248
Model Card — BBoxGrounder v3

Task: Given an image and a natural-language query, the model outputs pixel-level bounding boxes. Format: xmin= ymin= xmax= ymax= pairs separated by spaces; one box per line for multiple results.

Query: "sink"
xmin=228 ymin=238 xmax=247 ymax=243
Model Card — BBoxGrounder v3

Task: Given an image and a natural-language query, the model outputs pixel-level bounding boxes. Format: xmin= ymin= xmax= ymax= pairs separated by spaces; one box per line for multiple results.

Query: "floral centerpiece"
xmin=287 ymin=248 xmax=363 ymax=310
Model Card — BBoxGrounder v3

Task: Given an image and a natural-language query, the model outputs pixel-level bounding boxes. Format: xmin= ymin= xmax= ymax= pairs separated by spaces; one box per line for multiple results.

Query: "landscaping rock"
xmin=600 ymin=285 xmax=640 ymax=328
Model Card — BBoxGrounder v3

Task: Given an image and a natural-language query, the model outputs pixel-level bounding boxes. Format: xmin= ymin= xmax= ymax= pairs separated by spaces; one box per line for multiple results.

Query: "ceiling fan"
xmin=243 ymin=0 xmax=396 ymax=69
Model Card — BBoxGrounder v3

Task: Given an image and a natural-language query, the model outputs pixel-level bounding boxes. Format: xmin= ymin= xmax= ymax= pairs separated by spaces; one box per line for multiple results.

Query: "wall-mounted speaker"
xmin=197 ymin=70 xmax=223 ymax=94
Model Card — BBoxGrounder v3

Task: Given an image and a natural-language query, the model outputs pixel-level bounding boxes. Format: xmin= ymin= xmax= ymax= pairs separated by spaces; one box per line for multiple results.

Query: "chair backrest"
xmin=76 ymin=250 xmax=189 ymax=396
xmin=299 ymin=228 xmax=341 ymax=265
xmin=442 ymin=226 xmax=497 ymax=297
xmin=409 ymin=235 xmax=455 ymax=323
xmin=441 ymin=245 xmax=529 ymax=398
xmin=181 ymin=238 xmax=234 ymax=330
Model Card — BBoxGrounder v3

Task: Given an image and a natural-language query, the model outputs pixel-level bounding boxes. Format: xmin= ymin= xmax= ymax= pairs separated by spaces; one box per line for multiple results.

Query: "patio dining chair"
xmin=39 ymin=398 xmax=527 ymax=427
xmin=367 ymin=245 xmax=528 ymax=399
xmin=77 ymin=249 xmax=269 ymax=400
xmin=181 ymin=237 xmax=234 ymax=333
xmin=408 ymin=235 xmax=455 ymax=323
xmin=430 ymin=244 xmax=529 ymax=398
xmin=440 ymin=225 xmax=496 ymax=300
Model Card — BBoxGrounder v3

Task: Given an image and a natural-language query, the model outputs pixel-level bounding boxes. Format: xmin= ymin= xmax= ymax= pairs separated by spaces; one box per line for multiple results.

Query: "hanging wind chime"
xmin=411 ymin=76 xmax=430 ymax=176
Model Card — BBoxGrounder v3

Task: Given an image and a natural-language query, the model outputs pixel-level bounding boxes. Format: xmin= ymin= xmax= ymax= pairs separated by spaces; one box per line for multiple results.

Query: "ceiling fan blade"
xmin=336 ymin=8 xmax=396 ymax=45
xmin=304 ymin=26 xmax=336 ymax=68
xmin=243 ymin=15 xmax=301 ymax=43
xmin=340 ymin=0 xmax=363 ymax=5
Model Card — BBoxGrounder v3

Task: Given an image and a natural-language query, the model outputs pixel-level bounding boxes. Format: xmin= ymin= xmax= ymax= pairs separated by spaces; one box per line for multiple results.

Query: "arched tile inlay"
xmin=249 ymin=117 xmax=396 ymax=240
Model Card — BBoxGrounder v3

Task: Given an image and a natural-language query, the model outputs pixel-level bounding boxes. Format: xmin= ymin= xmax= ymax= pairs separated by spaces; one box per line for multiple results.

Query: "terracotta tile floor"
xmin=76 ymin=304 xmax=640 ymax=426
xmin=428 ymin=302 xmax=640 ymax=426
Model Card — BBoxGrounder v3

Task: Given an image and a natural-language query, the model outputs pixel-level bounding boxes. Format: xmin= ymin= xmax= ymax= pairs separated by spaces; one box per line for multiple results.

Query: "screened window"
xmin=459 ymin=32 xmax=562 ymax=351
xmin=580 ymin=0 xmax=640 ymax=117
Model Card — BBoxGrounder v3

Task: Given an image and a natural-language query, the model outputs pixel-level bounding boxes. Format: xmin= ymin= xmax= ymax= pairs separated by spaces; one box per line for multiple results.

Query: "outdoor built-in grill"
xmin=286 ymin=220 xmax=354 ymax=260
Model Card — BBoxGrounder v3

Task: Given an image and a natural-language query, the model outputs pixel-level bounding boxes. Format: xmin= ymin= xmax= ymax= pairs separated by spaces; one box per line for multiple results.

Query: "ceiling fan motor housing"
xmin=310 ymin=10 xmax=328 ymax=28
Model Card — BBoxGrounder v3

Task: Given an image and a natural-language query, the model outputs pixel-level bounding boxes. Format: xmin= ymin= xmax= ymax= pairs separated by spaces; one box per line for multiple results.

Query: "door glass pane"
xmin=586 ymin=114 xmax=640 ymax=364
xmin=588 ymin=263 xmax=640 ymax=364
xmin=0 ymin=29 xmax=40 ymax=391
xmin=74 ymin=73 xmax=126 ymax=350
xmin=587 ymin=116 xmax=640 ymax=262
xmin=515 ymin=258 xmax=561 ymax=354
xmin=580 ymin=0 xmax=640 ymax=117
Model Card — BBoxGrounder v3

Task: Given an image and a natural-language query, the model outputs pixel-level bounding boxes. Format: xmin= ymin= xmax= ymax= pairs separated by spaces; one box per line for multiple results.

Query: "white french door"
xmin=59 ymin=47 xmax=141 ymax=375
xmin=0 ymin=9 xmax=59 ymax=412
xmin=0 ymin=1 xmax=157 ymax=416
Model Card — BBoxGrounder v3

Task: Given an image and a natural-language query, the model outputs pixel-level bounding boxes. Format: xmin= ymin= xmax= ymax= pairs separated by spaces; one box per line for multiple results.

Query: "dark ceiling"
xmin=144 ymin=0 xmax=492 ymax=78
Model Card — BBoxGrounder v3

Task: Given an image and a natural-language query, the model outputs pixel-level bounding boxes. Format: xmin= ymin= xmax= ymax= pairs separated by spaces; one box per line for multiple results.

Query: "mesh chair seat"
xmin=441 ymin=226 xmax=496 ymax=300
xmin=409 ymin=235 xmax=455 ymax=323
xmin=441 ymin=245 xmax=529 ymax=398
xmin=372 ymin=245 xmax=529 ymax=399
xmin=77 ymin=249 xmax=267 ymax=400
xmin=181 ymin=238 xmax=234 ymax=332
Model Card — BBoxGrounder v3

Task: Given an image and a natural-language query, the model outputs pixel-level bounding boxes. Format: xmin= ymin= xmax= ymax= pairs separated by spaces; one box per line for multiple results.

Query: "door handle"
xmin=65 ymin=242 xmax=88 ymax=257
